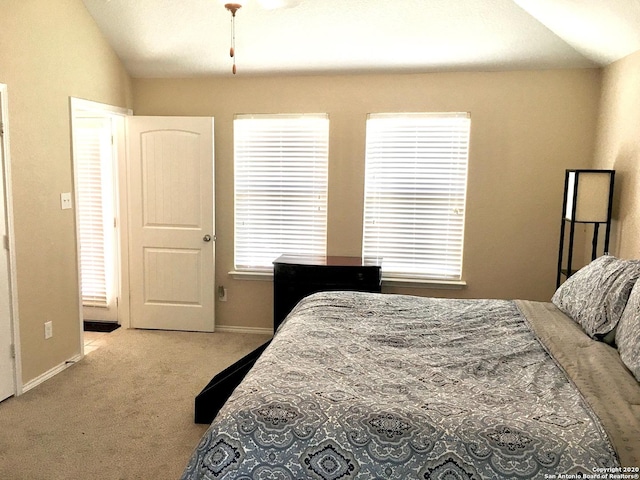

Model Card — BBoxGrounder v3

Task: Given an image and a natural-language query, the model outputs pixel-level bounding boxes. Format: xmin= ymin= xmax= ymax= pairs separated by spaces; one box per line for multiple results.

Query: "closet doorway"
xmin=0 ymin=84 xmax=19 ymax=401
xmin=70 ymin=99 xmax=130 ymax=330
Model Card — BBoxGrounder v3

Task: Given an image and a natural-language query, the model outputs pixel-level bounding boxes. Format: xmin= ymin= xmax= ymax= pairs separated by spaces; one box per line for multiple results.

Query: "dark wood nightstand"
xmin=273 ymin=254 xmax=383 ymax=331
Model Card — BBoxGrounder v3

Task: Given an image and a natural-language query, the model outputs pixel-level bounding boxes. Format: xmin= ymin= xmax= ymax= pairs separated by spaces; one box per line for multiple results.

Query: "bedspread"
xmin=182 ymin=292 xmax=619 ymax=479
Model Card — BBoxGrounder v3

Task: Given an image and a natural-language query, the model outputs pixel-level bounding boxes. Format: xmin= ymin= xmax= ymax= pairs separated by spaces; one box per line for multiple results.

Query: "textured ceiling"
xmin=81 ymin=0 xmax=640 ymax=77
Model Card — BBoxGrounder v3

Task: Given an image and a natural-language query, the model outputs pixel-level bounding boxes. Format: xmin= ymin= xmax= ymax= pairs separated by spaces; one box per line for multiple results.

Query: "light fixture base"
xmin=225 ymin=3 xmax=242 ymax=15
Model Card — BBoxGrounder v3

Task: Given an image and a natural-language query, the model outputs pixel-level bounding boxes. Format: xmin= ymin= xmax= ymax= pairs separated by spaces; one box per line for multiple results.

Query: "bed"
xmin=182 ymin=255 xmax=640 ymax=479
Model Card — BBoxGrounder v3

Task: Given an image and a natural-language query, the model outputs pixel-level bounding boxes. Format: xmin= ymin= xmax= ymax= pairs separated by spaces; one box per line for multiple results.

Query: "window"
xmin=234 ymin=114 xmax=329 ymax=272
xmin=74 ymin=116 xmax=116 ymax=307
xmin=362 ymin=113 xmax=471 ymax=282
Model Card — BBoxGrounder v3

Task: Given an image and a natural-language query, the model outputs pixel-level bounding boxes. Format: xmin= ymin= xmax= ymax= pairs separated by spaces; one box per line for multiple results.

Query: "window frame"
xmin=362 ymin=112 xmax=471 ymax=286
xmin=232 ymin=113 xmax=330 ymax=276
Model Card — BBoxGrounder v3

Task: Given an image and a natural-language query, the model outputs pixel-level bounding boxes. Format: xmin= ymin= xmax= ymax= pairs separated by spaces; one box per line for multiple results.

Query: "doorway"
xmin=0 ymin=84 xmax=20 ymax=401
xmin=71 ymin=103 xmax=215 ymax=334
xmin=70 ymin=98 xmax=130 ymax=337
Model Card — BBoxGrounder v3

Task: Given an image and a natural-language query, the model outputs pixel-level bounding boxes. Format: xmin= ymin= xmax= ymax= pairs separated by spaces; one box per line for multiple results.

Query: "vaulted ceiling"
xmin=82 ymin=0 xmax=640 ymax=77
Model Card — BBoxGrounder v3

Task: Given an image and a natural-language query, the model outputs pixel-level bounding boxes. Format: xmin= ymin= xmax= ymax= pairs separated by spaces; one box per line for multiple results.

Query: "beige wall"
xmin=593 ymin=50 xmax=640 ymax=259
xmin=0 ymin=0 xmax=132 ymax=383
xmin=133 ymin=69 xmax=601 ymax=330
xmin=0 ymin=0 xmax=613 ymax=380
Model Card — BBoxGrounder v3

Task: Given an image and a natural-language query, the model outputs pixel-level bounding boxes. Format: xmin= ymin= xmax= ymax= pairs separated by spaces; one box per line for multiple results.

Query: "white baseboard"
xmin=21 ymin=326 xmax=270 ymax=393
xmin=21 ymin=353 xmax=83 ymax=394
xmin=215 ymin=325 xmax=273 ymax=336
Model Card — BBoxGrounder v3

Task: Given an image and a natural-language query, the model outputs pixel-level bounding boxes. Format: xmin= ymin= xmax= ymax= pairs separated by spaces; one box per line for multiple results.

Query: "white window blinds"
xmin=75 ymin=117 xmax=115 ymax=306
xmin=363 ymin=113 xmax=470 ymax=281
xmin=234 ymin=114 xmax=329 ymax=271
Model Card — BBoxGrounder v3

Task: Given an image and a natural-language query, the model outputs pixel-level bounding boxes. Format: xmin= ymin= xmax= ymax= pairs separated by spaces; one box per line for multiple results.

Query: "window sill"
xmin=230 ymin=270 xmax=466 ymax=290
xmin=229 ymin=270 xmax=273 ymax=281
xmin=382 ymin=277 xmax=467 ymax=290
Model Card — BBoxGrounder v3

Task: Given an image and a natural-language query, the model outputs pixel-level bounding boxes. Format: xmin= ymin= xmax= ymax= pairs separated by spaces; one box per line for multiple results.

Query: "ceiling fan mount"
xmin=223 ymin=3 xmax=242 ymax=16
xmin=219 ymin=0 xmax=302 ymax=74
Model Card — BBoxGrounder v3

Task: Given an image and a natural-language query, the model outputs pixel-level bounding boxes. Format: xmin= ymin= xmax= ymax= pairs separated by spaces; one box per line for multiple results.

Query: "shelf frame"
xmin=556 ymin=169 xmax=615 ymax=289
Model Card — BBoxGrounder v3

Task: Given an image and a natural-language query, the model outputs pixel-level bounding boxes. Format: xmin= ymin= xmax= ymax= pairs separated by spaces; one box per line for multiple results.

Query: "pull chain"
xmin=230 ymin=9 xmax=236 ymax=74
xmin=224 ymin=3 xmax=242 ymax=74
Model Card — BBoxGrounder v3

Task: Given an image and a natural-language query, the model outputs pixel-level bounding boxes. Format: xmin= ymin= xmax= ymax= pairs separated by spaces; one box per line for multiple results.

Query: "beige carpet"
xmin=0 ymin=327 xmax=271 ymax=480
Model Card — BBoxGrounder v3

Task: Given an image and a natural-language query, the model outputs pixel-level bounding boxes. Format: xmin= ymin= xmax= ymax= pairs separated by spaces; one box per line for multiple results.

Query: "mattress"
xmin=182 ymin=291 xmax=640 ymax=479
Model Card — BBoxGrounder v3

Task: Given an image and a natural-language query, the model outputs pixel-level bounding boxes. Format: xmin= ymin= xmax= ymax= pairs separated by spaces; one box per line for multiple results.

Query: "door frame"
xmin=70 ymin=98 xmax=132 ymax=352
xmin=0 ymin=84 xmax=22 ymax=396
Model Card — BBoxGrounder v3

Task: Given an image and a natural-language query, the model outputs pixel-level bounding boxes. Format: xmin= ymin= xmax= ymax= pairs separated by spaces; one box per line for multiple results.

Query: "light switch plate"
xmin=60 ymin=192 xmax=72 ymax=210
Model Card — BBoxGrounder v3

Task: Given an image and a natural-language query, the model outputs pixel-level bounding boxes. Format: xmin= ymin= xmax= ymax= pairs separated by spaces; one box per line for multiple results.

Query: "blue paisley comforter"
xmin=182 ymin=292 xmax=618 ymax=479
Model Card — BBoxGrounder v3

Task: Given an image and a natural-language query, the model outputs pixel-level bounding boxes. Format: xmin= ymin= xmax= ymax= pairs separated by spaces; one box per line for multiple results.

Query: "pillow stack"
xmin=552 ymin=254 xmax=640 ymax=382
xmin=616 ymin=281 xmax=640 ymax=382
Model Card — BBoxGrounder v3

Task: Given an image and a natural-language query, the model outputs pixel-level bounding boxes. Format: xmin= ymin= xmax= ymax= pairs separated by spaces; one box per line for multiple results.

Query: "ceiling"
xmin=82 ymin=0 xmax=640 ymax=78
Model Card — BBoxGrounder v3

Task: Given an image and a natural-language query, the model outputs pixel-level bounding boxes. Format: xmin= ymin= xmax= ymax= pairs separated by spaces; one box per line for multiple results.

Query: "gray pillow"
xmin=552 ymin=255 xmax=640 ymax=338
xmin=616 ymin=281 xmax=640 ymax=382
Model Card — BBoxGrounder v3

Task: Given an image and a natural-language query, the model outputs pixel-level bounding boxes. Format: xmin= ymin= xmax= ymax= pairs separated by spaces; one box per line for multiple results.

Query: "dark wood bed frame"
xmin=194 ymin=340 xmax=271 ymax=424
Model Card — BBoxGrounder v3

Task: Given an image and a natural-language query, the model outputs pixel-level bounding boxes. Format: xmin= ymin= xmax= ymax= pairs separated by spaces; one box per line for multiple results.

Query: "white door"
xmin=128 ymin=117 xmax=215 ymax=332
xmin=0 ymin=87 xmax=16 ymax=401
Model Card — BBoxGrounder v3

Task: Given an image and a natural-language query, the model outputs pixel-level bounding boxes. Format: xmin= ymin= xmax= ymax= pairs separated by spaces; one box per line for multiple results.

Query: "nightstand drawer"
xmin=274 ymin=263 xmax=381 ymax=286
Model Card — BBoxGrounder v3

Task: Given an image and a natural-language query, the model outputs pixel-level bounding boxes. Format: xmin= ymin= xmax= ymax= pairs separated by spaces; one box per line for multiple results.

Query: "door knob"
xmin=203 ymin=234 xmax=212 ymax=242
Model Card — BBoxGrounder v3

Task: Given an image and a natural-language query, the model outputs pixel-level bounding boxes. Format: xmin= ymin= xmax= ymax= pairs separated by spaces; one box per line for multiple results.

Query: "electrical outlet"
xmin=218 ymin=286 xmax=227 ymax=302
xmin=60 ymin=192 xmax=72 ymax=210
xmin=44 ymin=321 xmax=53 ymax=339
